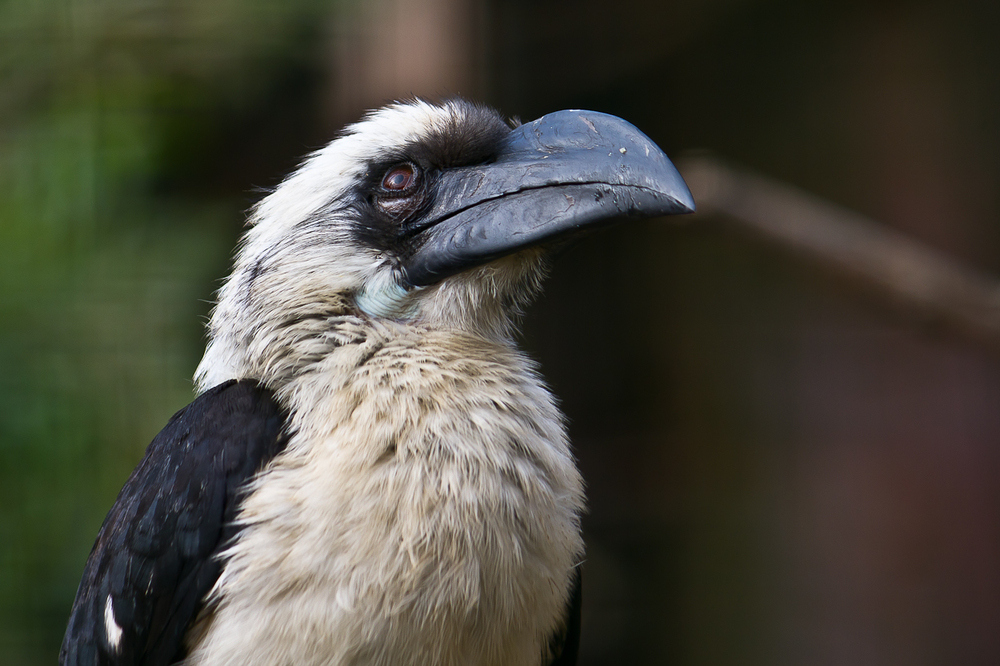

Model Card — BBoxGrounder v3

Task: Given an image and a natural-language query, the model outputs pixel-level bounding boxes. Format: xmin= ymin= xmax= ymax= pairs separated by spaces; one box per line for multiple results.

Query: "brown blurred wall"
xmin=308 ymin=1 xmax=1000 ymax=664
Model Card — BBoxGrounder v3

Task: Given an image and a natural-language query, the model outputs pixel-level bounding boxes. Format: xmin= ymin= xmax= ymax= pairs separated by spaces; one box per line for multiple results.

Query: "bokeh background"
xmin=4 ymin=0 xmax=1000 ymax=663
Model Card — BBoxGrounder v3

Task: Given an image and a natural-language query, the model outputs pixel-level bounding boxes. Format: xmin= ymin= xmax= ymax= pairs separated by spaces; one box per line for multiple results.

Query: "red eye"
xmin=381 ymin=164 xmax=417 ymax=192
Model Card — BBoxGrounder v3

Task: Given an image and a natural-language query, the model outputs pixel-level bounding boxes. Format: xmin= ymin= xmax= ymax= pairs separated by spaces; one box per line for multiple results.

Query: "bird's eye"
xmin=381 ymin=164 xmax=418 ymax=193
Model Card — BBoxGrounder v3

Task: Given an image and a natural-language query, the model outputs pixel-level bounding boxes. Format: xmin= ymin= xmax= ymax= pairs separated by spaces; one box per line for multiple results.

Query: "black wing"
xmin=546 ymin=568 xmax=582 ymax=665
xmin=60 ymin=380 xmax=288 ymax=666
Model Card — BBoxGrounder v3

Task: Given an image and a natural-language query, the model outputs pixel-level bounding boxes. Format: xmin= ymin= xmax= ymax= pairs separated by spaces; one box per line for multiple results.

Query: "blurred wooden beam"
xmin=326 ymin=0 xmax=483 ymax=128
xmin=680 ymin=155 xmax=1000 ymax=352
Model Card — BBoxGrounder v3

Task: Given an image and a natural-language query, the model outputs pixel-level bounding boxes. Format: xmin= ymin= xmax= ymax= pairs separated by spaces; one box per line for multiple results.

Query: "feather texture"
xmin=187 ymin=322 xmax=584 ymax=665
xmin=60 ymin=381 xmax=288 ymax=666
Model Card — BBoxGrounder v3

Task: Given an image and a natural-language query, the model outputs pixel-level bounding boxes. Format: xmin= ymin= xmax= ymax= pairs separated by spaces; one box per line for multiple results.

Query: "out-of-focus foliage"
xmin=0 ymin=1 xmax=331 ymax=662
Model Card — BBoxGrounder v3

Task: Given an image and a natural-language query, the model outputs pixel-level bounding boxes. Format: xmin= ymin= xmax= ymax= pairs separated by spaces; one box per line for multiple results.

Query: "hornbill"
xmin=61 ymin=99 xmax=694 ymax=665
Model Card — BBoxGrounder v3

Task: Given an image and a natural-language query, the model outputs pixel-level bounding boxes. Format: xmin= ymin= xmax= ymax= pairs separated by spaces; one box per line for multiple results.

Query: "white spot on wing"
xmin=104 ymin=594 xmax=123 ymax=652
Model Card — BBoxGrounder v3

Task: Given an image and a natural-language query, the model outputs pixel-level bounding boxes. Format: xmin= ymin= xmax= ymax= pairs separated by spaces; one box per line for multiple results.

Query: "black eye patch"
xmin=349 ymin=100 xmax=515 ymax=256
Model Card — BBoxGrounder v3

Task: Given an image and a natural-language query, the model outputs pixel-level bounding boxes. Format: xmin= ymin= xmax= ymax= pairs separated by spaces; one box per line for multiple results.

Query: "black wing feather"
xmin=60 ymin=380 xmax=288 ymax=666
xmin=546 ymin=568 xmax=582 ymax=665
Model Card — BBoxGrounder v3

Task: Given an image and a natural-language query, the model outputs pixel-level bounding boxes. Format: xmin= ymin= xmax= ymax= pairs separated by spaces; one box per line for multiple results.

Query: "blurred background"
xmin=4 ymin=0 xmax=1000 ymax=663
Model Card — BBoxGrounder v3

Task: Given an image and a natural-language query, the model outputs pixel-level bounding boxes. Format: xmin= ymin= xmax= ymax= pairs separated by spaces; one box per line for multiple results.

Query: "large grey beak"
xmin=401 ymin=109 xmax=695 ymax=288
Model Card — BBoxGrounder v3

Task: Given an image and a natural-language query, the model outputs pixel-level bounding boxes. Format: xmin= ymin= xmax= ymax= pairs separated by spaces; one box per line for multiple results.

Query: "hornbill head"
xmin=196 ymin=99 xmax=693 ymax=390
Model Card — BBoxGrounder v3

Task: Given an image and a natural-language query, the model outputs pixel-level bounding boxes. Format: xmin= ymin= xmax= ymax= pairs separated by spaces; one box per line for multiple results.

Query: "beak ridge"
xmin=402 ymin=110 xmax=694 ymax=288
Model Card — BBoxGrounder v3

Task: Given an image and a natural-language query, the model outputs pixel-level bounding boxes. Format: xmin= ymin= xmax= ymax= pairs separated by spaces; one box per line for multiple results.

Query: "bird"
xmin=60 ymin=98 xmax=694 ymax=666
